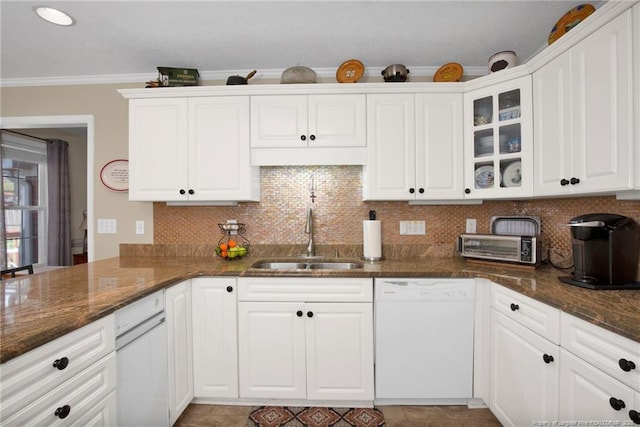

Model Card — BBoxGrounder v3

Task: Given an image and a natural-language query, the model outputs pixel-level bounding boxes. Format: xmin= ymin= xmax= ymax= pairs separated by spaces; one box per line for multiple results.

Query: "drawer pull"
xmin=619 ymin=358 xmax=636 ymax=372
xmin=542 ymin=354 xmax=554 ymax=364
xmin=609 ymin=397 xmax=626 ymax=411
xmin=53 ymin=357 xmax=69 ymax=370
xmin=54 ymin=405 xmax=71 ymax=419
xmin=307 ymin=311 xmax=314 ymax=318
xmin=226 ymin=286 xmax=233 ymax=293
xmin=296 ymin=310 xmax=303 ymax=317
xmin=629 ymin=410 xmax=640 ymax=424
xmin=510 ymin=303 xmax=519 ymax=311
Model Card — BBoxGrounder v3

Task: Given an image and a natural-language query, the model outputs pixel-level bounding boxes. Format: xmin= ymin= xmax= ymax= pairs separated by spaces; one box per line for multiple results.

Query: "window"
xmin=1 ymin=131 xmax=48 ymax=269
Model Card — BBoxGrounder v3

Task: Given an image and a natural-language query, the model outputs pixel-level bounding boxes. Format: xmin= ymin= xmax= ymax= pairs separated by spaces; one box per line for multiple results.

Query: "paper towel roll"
xmin=363 ymin=220 xmax=382 ymax=260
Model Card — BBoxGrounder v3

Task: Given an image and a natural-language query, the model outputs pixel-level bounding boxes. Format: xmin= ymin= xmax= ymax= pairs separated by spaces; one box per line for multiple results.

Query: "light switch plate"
xmin=97 ymin=219 xmax=117 ymax=234
xmin=135 ymin=220 xmax=144 ymax=235
xmin=400 ymin=220 xmax=426 ymax=235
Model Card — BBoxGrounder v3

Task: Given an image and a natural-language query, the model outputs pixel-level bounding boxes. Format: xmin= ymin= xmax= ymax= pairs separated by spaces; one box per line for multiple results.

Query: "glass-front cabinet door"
xmin=463 ymin=75 xmax=533 ymax=199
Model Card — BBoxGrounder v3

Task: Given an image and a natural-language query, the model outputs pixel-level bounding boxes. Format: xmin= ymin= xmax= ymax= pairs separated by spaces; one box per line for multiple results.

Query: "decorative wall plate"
xmin=100 ymin=159 xmax=129 ymax=192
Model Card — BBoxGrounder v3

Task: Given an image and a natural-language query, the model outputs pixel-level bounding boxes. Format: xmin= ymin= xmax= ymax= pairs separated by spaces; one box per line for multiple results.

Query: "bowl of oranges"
xmin=215 ymin=239 xmax=248 ymax=260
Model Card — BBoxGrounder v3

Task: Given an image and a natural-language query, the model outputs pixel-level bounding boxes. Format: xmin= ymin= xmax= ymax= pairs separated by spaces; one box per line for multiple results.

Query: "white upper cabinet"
xmin=128 ymin=96 xmax=260 ymax=202
xmin=463 ymin=75 xmax=533 ymax=200
xmin=250 ymin=94 xmax=367 ymax=165
xmin=364 ymin=92 xmax=463 ymax=201
xmin=533 ymin=9 xmax=634 ymax=196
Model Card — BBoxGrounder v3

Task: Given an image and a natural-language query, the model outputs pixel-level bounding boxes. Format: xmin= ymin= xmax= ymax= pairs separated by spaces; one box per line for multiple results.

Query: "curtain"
xmin=46 ymin=139 xmax=72 ymax=266
xmin=0 ymin=147 xmax=6 ymax=271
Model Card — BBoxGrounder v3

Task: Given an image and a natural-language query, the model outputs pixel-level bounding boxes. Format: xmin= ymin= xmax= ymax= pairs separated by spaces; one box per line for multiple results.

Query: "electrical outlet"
xmin=97 ymin=219 xmax=117 ymax=234
xmin=400 ymin=220 xmax=426 ymax=235
xmin=466 ymin=218 xmax=477 ymax=233
xmin=135 ymin=220 xmax=144 ymax=235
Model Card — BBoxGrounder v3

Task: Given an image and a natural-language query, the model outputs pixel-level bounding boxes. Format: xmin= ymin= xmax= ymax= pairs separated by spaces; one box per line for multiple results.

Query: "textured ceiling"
xmin=1 ymin=1 xmax=602 ymax=85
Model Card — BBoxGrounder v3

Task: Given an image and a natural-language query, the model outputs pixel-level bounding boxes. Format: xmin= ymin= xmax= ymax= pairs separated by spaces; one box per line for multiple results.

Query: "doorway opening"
xmin=1 ymin=115 xmax=94 ymax=265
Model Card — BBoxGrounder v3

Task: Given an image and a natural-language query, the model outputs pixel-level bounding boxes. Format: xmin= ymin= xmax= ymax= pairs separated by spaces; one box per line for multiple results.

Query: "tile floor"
xmin=175 ymin=403 xmax=503 ymax=427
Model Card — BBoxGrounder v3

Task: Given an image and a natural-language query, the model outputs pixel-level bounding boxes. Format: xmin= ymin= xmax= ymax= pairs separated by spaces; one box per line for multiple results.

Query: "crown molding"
xmin=1 ymin=65 xmax=488 ymax=88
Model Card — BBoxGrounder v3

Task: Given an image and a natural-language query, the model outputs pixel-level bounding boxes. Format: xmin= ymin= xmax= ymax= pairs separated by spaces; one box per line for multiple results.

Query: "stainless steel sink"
xmin=250 ymin=260 xmax=363 ymax=270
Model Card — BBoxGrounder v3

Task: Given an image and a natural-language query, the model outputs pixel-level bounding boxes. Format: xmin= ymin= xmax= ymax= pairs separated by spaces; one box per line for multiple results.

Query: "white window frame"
xmin=2 ymin=131 xmax=48 ymax=268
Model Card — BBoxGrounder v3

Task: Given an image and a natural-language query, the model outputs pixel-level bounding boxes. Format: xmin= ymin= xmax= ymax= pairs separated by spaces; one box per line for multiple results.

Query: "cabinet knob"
xmin=619 ymin=358 xmax=636 ymax=372
xmin=409 ymin=188 xmax=415 ymax=194
xmin=309 ymin=135 xmax=316 ymax=141
xmin=307 ymin=311 xmax=314 ymax=318
xmin=53 ymin=357 xmax=69 ymax=370
xmin=226 ymin=286 xmax=233 ymax=293
xmin=542 ymin=353 xmax=554 ymax=364
xmin=179 ymin=189 xmax=186 ymax=195
xmin=629 ymin=410 xmax=640 ymax=424
xmin=54 ymin=405 xmax=71 ymax=419
xmin=418 ymin=188 xmax=424 ymax=194
xmin=560 ymin=179 xmax=570 ymax=186
xmin=296 ymin=310 xmax=303 ymax=317
xmin=188 ymin=189 xmax=194 ymax=195
xmin=570 ymin=177 xmax=580 ymax=185
xmin=464 ymin=188 xmax=471 ymax=194
xmin=609 ymin=397 xmax=626 ymax=411
xmin=300 ymin=135 xmax=306 ymax=141
xmin=510 ymin=303 xmax=520 ymax=311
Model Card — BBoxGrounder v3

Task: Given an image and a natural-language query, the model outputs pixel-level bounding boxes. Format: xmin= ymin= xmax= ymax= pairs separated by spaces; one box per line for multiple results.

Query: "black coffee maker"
xmin=560 ymin=213 xmax=640 ymax=290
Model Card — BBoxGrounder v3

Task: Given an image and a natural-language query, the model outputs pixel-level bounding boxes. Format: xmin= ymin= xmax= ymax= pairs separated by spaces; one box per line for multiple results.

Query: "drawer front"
xmin=70 ymin=390 xmax=117 ymax=427
xmin=237 ymin=278 xmax=373 ymax=302
xmin=559 ymin=349 xmax=635 ymax=422
xmin=0 ymin=314 xmax=116 ymax=421
xmin=491 ymin=283 xmax=560 ymax=344
xmin=2 ymin=352 xmax=117 ymax=427
xmin=561 ymin=312 xmax=640 ymax=391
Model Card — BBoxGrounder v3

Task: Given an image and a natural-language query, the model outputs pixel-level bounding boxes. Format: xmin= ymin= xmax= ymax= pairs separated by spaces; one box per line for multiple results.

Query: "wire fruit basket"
xmin=215 ymin=223 xmax=250 ymax=260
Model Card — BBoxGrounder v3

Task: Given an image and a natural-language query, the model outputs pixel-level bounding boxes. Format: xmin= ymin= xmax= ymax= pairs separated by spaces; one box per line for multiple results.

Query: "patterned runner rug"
xmin=246 ymin=406 xmax=386 ymax=427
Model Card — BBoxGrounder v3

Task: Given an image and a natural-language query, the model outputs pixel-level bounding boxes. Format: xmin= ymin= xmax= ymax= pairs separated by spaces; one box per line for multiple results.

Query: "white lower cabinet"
xmin=559 ymin=312 xmax=640 ymax=425
xmin=165 ymin=280 xmax=194 ymax=425
xmin=559 ymin=349 xmax=638 ymax=423
xmin=237 ymin=277 xmax=374 ymax=403
xmin=0 ymin=315 xmax=116 ymax=426
xmin=490 ymin=310 xmax=559 ymax=426
xmin=490 ymin=284 xmax=560 ymax=426
xmin=192 ymin=277 xmax=238 ymax=399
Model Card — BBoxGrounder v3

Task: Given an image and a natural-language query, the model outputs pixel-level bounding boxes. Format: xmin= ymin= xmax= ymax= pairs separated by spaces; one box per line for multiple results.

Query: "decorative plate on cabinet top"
xmin=336 ymin=59 xmax=365 ymax=83
xmin=548 ymin=4 xmax=595 ymax=45
xmin=433 ymin=62 xmax=463 ymax=82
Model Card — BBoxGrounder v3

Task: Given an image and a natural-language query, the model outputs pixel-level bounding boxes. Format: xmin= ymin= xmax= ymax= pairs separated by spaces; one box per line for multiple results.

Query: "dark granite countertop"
xmin=2 ymin=255 xmax=639 ymax=364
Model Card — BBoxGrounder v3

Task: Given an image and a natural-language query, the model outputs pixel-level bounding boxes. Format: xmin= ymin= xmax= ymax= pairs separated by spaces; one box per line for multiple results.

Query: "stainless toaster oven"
xmin=457 ymin=233 xmax=546 ymax=265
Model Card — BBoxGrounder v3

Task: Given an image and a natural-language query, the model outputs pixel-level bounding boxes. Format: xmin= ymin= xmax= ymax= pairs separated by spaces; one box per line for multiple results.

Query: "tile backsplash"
xmin=154 ymin=166 xmax=640 ymax=262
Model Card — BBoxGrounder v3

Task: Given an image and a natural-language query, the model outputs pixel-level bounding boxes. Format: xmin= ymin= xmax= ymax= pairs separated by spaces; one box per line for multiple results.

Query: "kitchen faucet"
xmin=305 ymin=206 xmax=315 ymax=257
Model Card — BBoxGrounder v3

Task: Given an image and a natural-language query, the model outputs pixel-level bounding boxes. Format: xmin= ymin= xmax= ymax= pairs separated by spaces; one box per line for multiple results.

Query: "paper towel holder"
xmin=362 ymin=211 xmax=384 ymax=262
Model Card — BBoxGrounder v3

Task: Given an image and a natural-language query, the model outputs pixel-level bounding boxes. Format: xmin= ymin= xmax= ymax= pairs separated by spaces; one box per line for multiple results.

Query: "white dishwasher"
xmin=115 ymin=290 xmax=169 ymax=427
xmin=374 ymin=278 xmax=475 ymax=404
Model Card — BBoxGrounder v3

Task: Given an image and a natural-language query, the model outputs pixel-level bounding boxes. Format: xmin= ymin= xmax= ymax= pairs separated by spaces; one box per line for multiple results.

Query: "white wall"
xmin=1 ymin=83 xmax=154 ymax=260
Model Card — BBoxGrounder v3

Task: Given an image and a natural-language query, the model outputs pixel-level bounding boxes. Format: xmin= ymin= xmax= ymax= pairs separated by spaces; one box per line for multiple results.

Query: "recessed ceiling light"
xmin=34 ymin=6 xmax=75 ymax=26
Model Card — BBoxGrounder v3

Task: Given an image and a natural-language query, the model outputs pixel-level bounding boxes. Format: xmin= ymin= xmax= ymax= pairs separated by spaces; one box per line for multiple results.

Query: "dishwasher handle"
xmin=116 ymin=311 xmax=165 ymax=351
